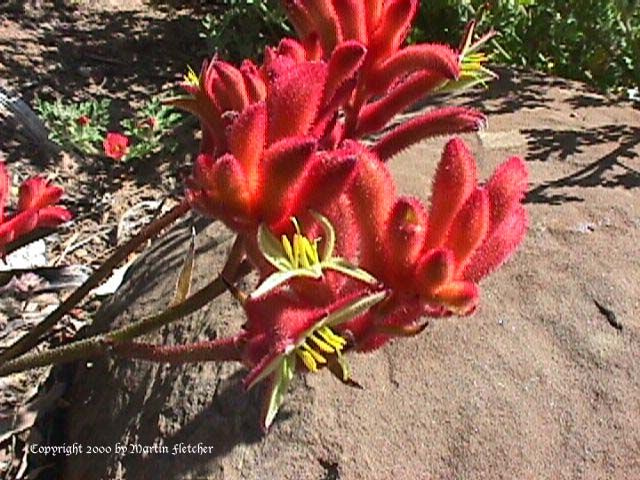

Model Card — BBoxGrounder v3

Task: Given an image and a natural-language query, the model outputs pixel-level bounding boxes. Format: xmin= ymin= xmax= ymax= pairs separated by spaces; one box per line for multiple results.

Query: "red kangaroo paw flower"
xmin=373 ymin=107 xmax=487 ymax=161
xmin=240 ymin=60 xmax=267 ymax=103
xmin=34 ymin=206 xmax=73 ymax=228
xmin=415 ymin=248 xmax=455 ymax=295
xmin=301 ymin=0 xmax=342 ymax=56
xmin=425 ymin=137 xmax=478 ymax=250
xmin=364 ymin=0 xmax=384 ymax=38
xmin=292 ymin=148 xmax=358 ymax=218
xmin=368 ymin=0 xmax=418 ymax=65
xmin=226 ymin=101 xmax=267 ymax=196
xmin=276 ymin=38 xmax=308 ymax=63
xmin=0 ymin=166 xmax=72 ymax=253
xmin=324 ymin=40 xmax=367 ymax=105
xmin=366 ymin=44 xmax=460 ymax=97
xmin=266 ymin=62 xmax=328 ymax=144
xmin=347 ymin=143 xmax=396 ymax=272
xmin=485 ymin=156 xmax=529 ymax=230
xmin=432 ymin=280 xmax=479 ymax=315
xmin=355 ymin=70 xmax=449 ymax=137
xmin=463 ymin=205 xmax=528 ymax=283
xmin=282 ymin=0 xmax=315 ymax=40
xmin=385 ymin=196 xmax=428 ymax=282
xmin=332 ymin=0 xmax=367 ymax=43
xmin=443 ymin=186 xmax=490 ymax=273
xmin=18 ymin=177 xmax=64 ymax=211
xmin=259 ymin=137 xmax=318 ymax=224
xmin=213 ymin=61 xmax=250 ymax=112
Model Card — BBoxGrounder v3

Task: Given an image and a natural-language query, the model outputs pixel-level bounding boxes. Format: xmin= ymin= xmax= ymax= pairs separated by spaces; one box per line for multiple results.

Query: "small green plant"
xmin=35 ymin=98 xmax=110 ymax=155
xmin=200 ymin=0 xmax=291 ymax=62
xmin=119 ymin=98 xmax=182 ymax=162
xmin=412 ymin=0 xmax=640 ymax=93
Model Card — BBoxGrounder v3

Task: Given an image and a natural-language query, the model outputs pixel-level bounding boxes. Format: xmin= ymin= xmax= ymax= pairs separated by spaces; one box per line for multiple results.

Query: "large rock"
xmin=61 ymin=70 xmax=640 ymax=479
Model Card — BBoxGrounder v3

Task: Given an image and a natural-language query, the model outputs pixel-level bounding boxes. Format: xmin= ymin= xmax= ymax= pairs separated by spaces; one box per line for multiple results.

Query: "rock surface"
xmin=61 ymin=70 xmax=640 ymax=479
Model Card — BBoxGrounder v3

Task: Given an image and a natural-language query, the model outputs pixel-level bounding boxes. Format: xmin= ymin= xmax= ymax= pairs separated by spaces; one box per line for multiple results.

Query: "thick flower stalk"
xmin=0 ymin=163 xmax=73 ymax=254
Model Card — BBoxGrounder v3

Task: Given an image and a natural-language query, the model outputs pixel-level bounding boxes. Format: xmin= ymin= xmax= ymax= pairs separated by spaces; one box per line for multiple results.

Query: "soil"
xmin=1 ymin=1 xmax=640 ymax=480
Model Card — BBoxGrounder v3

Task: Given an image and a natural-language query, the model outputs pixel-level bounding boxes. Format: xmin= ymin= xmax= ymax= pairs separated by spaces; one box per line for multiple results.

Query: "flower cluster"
xmin=141 ymin=0 xmax=528 ymax=429
xmin=0 ymin=163 xmax=72 ymax=254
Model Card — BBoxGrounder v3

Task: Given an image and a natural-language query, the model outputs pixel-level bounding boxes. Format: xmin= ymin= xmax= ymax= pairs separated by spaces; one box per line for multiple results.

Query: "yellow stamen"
xmin=301 ymin=342 xmax=327 ymax=365
xmin=308 ymin=332 xmax=336 ymax=353
xmin=297 ymin=349 xmax=318 ymax=372
xmin=317 ymin=326 xmax=346 ymax=350
xmin=281 ymin=235 xmax=293 ymax=264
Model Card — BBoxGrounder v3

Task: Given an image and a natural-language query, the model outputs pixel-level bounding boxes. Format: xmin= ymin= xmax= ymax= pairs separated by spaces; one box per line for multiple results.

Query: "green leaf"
xmin=172 ymin=227 xmax=196 ymax=305
xmin=310 ymin=211 xmax=335 ymax=261
xmin=323 ymin=290 xmax=388 ymax=329
xmin=262 ymin=355 xmax=296 ymax=430
xmin=257 ymin=223 xmax=291 ymax=272
xmin=324 ymin=258 xmax=378 ymax=285
xmin=251 ymin=268 xmax=321 ymax=299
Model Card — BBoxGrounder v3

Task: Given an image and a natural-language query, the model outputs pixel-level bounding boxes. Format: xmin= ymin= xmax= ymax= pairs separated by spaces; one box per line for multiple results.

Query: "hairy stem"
xmin=0 ymin=199 xmax=191 ymax=362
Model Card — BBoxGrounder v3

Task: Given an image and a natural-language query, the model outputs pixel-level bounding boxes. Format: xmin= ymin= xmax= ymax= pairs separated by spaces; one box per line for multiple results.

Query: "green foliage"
xmin=200 ymin=0 xmax=291 ymax=62
xmin=35 ymin=98 xmax=110 ymax=155
xmin=412 ymin=0 xmax=640 ymax=92
xmin=120 ymin=98 xmax=182 ymax=162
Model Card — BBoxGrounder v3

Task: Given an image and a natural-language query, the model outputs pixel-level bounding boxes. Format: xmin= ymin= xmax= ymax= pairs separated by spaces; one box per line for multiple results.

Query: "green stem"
xmin=0 ymin=257 xmax=252 ymax=378
xmin=0 ymin=199 xmax=191 ymax=362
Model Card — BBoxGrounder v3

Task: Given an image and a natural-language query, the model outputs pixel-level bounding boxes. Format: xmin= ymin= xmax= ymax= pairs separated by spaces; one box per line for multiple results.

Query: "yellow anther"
xmin=297 ymin=349 xmax=317 ymax=372
xmin=281 ymin=235 xmax=293 ymax=264
xmin=305 ymin=240 xmax=319 ymax=265
xmin=309 ymin=333 xmax=336 ymax=354
xmin=301 ymin=342 xmax=327 ymax=364
xmin=317 ymin=327 xmax=346 ymax=350
xmin=293 ymin=234 xmax=301 ymax=268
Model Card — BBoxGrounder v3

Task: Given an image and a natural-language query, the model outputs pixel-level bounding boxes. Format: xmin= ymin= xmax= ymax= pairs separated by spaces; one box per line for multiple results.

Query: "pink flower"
xmin=103 ymin=132 xmax=129 ymax=160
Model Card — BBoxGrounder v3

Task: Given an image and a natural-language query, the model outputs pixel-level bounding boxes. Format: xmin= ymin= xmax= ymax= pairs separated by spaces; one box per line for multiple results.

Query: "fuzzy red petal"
xmin=267 ymin=62 xmax=328 ymax=144
xmin=462 ymin=205 xmax=528 ymax=283
xmin=333 ymin=0 xmax=367 ymax=43
xmin=443 ymin=186 xmax=490 ymax=272
xmin=289 ymin=148 xmax=357 ymax=223
xmin=282 ymin=0 xmax=315 ymax=40
xmin=346 ymin=143 xmax=396 ymax=273
xmin=373 ymin=107 xmax=487 ymax=162
xmin=259 ymin=137 xmax=317 ymax=223
xmin=324 ymin=40 xmax=367 ymax=105
xmin=368 ymin=0 xmax=418 ymax=65
xmin=415 ymin=247 xmax=455 ymax=296
xmin=367 ymin=44 xmax=459 ymax=96
xmin=277 ymin=38 xmax=308 ymax=62
xmin=227 ymin=101 xmax=266 ymax=196
xmin=18 ymin=178 xmax=63 ymax=211
xmin=364 ymin=0 xmax=384 ymax=38
xmin=240 ymin=60 xmax=267 ymax=103
xmin=385 ymin=196 xmax=428 ymax=281
xmin=302 ymin=0 xmax=342 ymax=56
xmin=433 ymin=280 xmax=479 ymax=315
xmin=35 ymin=206 xmax=73 ymax=228
xmin=355 ymin=70 xmax=448 ymax=137
xmin=485 ymin=156 xmax=529 ymax=231
xmin=425 ymin=138 xmax=478 ymax=250
xmin=213 ymin=61 xmax=249 ymax=112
